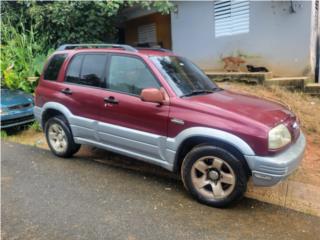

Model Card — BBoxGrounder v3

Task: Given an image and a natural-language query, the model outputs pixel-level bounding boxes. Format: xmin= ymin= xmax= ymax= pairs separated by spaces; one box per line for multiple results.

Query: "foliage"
xmin=30 ymin=121 xmax=42 ymax=132
xmin=1 ymin=130 xmax=8 ymax=139
xmin=0 ymin=1 xmax=173 ymax=92
xmin=1 ymin=18 xmax=54 ymax=92
xmin=1 ymin=1 xmax=173 ymax=50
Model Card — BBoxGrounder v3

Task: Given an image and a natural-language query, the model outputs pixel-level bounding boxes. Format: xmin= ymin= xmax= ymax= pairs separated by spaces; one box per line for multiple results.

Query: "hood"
xmin=186 ymin=90 xmax=294 ymax=128
xmin=1 ymin=88 xmax=33 ymax=107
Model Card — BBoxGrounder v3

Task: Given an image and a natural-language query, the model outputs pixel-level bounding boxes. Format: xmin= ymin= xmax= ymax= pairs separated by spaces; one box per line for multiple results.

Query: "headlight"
xmin=0 ymin=108 xmax=7 ymax=115
xmin=268 ymin=124 xmax=292 ymax=149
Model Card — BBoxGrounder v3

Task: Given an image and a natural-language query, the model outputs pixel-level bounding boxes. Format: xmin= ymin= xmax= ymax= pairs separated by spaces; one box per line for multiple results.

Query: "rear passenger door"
xmin=61 ymin=53 xmax=109 ymax=140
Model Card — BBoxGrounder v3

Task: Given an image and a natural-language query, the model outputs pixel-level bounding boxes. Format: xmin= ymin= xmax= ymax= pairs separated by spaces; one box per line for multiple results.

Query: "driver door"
xmin=97 ymin=54 xmax=170 ymax=161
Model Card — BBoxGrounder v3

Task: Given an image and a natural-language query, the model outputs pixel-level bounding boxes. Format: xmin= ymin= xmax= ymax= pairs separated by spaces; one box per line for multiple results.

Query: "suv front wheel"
xmin=181 ymin=145 xmax=247 ymax=208
xmin=45 ymin=115 xmax=81 ymax=158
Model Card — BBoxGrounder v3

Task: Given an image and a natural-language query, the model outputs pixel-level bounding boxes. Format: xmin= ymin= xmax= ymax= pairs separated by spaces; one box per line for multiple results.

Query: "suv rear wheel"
xmin=45 ymin=115 xmax=80 ymax=158
xmin=181 ymin=145 xmax=247 ymax=208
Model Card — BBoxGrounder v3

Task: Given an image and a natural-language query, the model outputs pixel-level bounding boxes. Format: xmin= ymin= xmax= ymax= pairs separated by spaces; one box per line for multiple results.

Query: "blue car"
xmin=1 ymin=88 xmax=35 ymax=129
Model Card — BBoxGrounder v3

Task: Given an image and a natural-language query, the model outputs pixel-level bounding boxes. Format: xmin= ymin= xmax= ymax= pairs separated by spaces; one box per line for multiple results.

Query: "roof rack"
xmin=136 ymin=47 xmax=172 ymax=53
xmin=56 ymin=44 xmax=138 ymax=52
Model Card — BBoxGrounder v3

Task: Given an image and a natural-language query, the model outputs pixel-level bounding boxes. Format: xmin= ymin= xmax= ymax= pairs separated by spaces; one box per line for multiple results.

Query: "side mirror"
xmin=140 ymin=88 xmax=165 ymax=104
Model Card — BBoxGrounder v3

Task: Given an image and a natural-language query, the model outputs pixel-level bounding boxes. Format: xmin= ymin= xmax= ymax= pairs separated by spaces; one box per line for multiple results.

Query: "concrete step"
xmin=304 ymin=83 xmax=320 ymax=95
xmin=264 ymin=77 xmax=308 ymax=90
xmin=205 ymin=71 xmax=272 ymax=84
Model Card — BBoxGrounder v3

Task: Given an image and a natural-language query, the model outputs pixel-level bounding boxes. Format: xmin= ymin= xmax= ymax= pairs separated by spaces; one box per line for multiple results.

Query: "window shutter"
xmin=138 ymin=23 xmax=157 ymax=44
xmin=214 ymin=0 xmax=250 ymax=37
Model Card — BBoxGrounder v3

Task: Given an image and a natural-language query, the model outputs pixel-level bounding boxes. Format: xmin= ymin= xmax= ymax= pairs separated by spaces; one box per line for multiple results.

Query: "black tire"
xmin=45 ymin=115 xmax=81 ymax=158
xmin=181 ymin=145 xmax=247 ymax=208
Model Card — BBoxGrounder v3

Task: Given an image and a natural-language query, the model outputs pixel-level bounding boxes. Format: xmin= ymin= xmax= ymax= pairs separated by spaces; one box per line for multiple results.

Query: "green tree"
xmin=0 ymin=0 xmax=173 ymax=92
xmin=1 ymin=0 xmax=173 ymax=50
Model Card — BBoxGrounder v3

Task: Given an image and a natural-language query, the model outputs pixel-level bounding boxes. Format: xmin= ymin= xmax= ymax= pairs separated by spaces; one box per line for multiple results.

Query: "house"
xmin=120 ymin=1 xmax=319 ymax=83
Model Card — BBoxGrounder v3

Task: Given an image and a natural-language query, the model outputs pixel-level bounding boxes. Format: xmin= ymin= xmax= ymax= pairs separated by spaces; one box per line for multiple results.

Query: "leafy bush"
xmin=30 ymin=121 xmax=42 ymax=132
xmin=2 ymin=1 xmax=173 ymax=50
xmin=1 ymin=19 xmax=54 ymax=92
xmin=0 ymin=1 xmax=173 ymax=92
xmin=1 ymin=130 xmax=8 ymax=139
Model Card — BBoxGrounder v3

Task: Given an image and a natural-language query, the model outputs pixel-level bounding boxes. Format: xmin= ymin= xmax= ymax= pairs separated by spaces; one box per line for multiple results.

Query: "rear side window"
xmin=65 ymin=54 xmax=108 ymax=88
xmin=65 ymin=55 xmax=83 ymax=83
xmin=44 ymin=54 xmax=67 ymax=81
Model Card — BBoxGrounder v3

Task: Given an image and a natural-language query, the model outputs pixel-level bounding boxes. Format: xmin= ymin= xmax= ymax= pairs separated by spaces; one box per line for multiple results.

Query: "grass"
xmin=1 ymin=123 xmax=47 ymax=149
xmin=29 ymin=121 xmax=42 ymax=132
xmin=219 ymin=82 xmax=320 ymax=136
xmin=1 ymin=130 xmax=8 ymax=139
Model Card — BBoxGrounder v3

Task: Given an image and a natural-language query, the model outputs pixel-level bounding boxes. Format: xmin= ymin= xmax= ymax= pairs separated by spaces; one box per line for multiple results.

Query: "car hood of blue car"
xmin=1 ymin=88 xmax=34 ymax=108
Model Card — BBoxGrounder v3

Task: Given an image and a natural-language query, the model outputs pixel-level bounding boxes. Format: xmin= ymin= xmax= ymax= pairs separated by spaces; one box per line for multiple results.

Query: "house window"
xmin=214 ymin=0 xmax=250 ymax=37
xmin=138 ymin=23 xmax=157 ymax=44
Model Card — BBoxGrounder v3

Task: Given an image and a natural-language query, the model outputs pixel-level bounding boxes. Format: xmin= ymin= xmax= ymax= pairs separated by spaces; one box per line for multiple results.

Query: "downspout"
xmin=315 ymin=1 xmax=319 ymax=83
xmin=316 ymin=32 xmax=319 ymax=83
xmin=290 ymin=0 xmax=297 ymax=13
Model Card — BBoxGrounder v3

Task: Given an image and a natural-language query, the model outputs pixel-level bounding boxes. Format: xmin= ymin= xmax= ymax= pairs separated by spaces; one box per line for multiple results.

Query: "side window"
xmin=65 ymin=54 xmax=83 ymax=83
xmin=65 ymin=54 xmax=107 ymax=88
xmin=44 ymin=54 xmax=67 ymax=81
xmin=107 ymin=55 xmax=160 ymax=95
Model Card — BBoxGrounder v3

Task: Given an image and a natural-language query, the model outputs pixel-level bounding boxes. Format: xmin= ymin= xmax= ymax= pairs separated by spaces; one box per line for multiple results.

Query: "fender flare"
xmin=35 ymin=102 xmax=74 ymax=128
xmin=167 ymin=126 xmax=255 ymax=156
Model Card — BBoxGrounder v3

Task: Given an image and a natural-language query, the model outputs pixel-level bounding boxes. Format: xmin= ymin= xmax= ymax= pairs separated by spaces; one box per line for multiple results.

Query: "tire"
xmin=181 ymin=145 xmax=247 ymax=208
xmin=45 ymin=115 xmax=81 ymax=158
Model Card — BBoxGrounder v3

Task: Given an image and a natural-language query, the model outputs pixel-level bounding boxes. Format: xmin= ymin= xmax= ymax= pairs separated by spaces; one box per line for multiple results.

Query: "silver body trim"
xmin=245 ymin=133 xmax=306 ymax=186
xmin=34 ymin=103 xmax=255 ymax=171
xmin=35 ymin=102 xmax=305 ymax=187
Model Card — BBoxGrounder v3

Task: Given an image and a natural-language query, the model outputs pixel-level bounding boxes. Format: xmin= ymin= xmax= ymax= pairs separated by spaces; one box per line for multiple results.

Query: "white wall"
xmin=171 ymin=1 xmax=315 ymax=77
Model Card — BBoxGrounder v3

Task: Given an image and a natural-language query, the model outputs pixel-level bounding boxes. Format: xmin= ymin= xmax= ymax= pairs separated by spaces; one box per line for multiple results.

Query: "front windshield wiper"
xmin=182 ymin=88 xmax=222 ymax=97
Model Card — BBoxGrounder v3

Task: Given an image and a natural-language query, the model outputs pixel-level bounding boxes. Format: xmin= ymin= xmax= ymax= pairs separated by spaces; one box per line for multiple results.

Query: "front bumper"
xmin=1 ymin=107 xmax=35 ymax=129
xmin=245 ymin=132 xmax=306 ymax=186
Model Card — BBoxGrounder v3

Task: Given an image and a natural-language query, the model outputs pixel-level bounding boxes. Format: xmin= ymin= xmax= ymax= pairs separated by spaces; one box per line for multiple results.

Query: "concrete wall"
xmin=171 ymin=1 xmax=315 ymax=77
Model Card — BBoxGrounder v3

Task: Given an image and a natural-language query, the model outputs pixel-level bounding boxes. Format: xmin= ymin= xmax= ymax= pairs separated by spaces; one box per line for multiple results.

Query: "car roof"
xmin=55 ymin=47 xmax=176 ymax=57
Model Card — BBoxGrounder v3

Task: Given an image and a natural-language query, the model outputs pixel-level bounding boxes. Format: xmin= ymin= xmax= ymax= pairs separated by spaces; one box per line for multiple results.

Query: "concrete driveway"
xmin=1 ymin=141 xmax=320 ymax=240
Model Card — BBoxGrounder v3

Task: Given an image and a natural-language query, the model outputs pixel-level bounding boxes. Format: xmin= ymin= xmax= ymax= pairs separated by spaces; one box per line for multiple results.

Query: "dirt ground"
xmin=3 ymin=82 xmax=320 ymax=186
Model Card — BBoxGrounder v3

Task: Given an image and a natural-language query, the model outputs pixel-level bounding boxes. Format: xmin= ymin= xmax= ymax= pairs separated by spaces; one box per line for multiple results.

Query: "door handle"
xmin=61 ymin=88 xmax=72 ymax=95
xmin=104 ymin=96 xmax=119 ymax=104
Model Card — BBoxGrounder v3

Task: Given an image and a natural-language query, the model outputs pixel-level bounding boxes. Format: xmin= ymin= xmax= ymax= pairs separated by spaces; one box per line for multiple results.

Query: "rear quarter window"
xmin=44 ymin=54 xmax=67 ymax=81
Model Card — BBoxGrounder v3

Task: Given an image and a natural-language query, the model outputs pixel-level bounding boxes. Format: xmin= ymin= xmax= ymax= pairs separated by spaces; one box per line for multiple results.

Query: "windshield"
xmin=150 ymin=56 xmax=219 ymax=97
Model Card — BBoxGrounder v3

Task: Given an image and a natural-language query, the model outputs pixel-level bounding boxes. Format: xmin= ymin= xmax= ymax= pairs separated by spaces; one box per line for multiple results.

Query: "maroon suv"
xmin=34 ymin=44 xmax=306 ymax=207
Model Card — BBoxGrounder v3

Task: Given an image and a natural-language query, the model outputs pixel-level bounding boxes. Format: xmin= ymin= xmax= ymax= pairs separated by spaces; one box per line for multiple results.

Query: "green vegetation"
xmin=30 ymin=121 xmax=42 ymax=132
xmin=1 ymin=130 xmax=8 ymax=139
xmin=1 ymin=1 xmax=173 ymax=92
xmin=1 ymin=19 xmax=54 ymax=92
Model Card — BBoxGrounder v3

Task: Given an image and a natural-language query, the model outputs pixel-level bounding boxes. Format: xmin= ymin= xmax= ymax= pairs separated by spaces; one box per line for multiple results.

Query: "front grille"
xmin=1 ymin=115 xmax=34 ymax=126
xmin=8 ymin=103 xmax=32 ymax=111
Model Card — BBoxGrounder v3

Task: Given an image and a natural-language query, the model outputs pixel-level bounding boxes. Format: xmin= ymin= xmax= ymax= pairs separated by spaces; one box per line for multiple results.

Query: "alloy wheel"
xmin=48 ymin=123 xmax=68 ymax=153
xmin=191 ymin=156 xmax=236 ymax=200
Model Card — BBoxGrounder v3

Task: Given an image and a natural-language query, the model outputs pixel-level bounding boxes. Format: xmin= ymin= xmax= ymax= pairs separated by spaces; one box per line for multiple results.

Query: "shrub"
xmin=30 ymin=121 xmax=42 ymax=132
xmin=0 ymin=1 xmax=173 ymax=92
xmin=1 ymin=130 xmax=8 ymax=139
xmin=0 ymin=19 xmax=54 ymax=92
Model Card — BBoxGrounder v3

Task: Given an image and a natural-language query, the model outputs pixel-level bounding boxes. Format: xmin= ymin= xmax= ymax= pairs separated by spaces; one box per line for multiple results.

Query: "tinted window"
xmin=44 ymin=54 xmax=67 ymax=81
xmin=65 ymin=55 xmax=83 ymax=83
xmin=150 ymin=56 xmax=218 ymax=97
xmin=66 ymin=54 xmax=107 ymax=88
xmin=108 ymin=55 xmax=160 ymax=95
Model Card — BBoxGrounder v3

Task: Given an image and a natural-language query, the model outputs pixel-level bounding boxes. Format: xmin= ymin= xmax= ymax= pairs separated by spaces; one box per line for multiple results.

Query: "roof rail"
xmin=56 ymin=44 xmax=138 ymax=52
xmin=136 ymin=47 xmax=172 ymax=53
